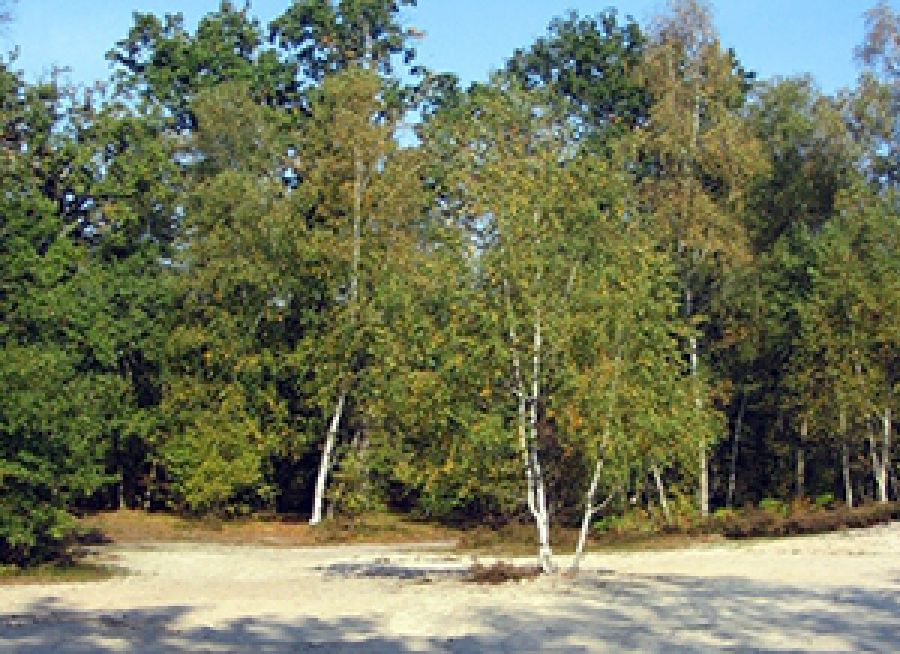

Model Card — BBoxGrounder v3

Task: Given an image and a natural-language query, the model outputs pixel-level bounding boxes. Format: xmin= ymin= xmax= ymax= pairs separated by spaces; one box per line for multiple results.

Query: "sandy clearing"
xmin=2 ymin=524 xmax=899 ymax=653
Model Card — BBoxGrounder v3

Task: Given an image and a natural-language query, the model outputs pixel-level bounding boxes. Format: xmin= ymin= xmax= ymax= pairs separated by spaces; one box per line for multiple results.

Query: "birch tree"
xmin=793 ymin=184 xmax=898 ymax=507
xmin=639 ymin=0 xmax=767 ymax=515
xmin=295 ymin=68 xmax=421 ymax=524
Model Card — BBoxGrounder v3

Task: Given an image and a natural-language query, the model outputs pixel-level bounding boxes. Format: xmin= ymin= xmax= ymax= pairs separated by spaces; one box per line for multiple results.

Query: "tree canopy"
xmin=1 ymin=0 xmax=897 ymax=570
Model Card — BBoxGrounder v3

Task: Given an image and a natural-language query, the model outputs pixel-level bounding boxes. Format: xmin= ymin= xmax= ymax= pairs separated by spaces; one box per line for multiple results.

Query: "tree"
xmin=639 ymin=0 xmax=767 ymax=515
xmin=505 ymin=9 xmax=649 ymax=145
xmin=851 ymin=2 xmax=898 ymax=188
xmin=108 ymin=1 xmax=300 ymax=129
xmin=270 ymin=0 xmax=419 ymax=84
xmin=705 ymin=77 xmax=857 ymax=506
xmin=291 ymin=68 xmax=426 ymax=523
xmin=154 ymin=82 xmax=298 ymax=514
xmin=0 ymin=64 xmax=113 ymax=563
xmin=424 ymin=77 xmax=701 ymax=571
xmin=792 ymin=185 xmax=898 ymax=506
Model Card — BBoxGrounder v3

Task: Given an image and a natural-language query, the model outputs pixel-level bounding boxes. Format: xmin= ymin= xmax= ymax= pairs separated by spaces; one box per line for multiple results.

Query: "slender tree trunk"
xmin=117 ymin=469 xmax=125 ymax=510
xmin=311 ymin=147 xmax=365 ymax=525
xmin=504 ymin=278 xmax=537 ymax=519
xmin=652 ymin=466 xmax=670 ymax=521
xmin=797 ymin=417 xmax=808 ymax=500
xmin=531 ymin=304 xmax=553 ymax=574
xmin=571 ymin=460 xmax=614 ymax=574
xmin=692 ymin=335 xmax=708 ymax=516
xmin=726 ymin=393 xmax=746 ymax=508
xmin=310 ymin=392 xmax=346 ymax=525
xmin=841 ymin=409 xmax=852 ymax=509
xmin=869 ymin=418 xmax=884 ymax=503
xmin=571 ymin=342 xmax=623 ymax=574
xmin=684 ymin=89 xmax=709 ymax=518
xmin=879 ymin=407 xmax=891 ymax=502
xmin=685 ymin=285 xmax=708 ymax=517
xmin=842 ymin=443 xmax=853 ymax=509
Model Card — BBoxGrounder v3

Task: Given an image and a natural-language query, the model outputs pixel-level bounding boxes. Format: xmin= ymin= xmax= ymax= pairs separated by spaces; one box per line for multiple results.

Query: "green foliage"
xmin=815 ymin=493 xmax=836 ymax=510
xmin=758 ymin=498 xmax=788 ymax=516
xmin=505 ymin=9 xmax=649 ymax=145
xmin=269 ymin=0 xmax=419 ymax=83
xmin=107 ymin=1 xmax=300 ymax=127
xmin=0 ymin=63 xmax=116 ymax=564
xmin=1 ymin=0 xmax=897 ymax=566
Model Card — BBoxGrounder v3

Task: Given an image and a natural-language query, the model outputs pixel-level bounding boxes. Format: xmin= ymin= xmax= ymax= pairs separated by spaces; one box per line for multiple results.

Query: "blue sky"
xmin=3 ymin=1 xmax=896 ymax=95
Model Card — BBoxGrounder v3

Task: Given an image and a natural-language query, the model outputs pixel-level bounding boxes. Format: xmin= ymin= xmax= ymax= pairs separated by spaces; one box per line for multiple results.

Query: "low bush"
xmin=758 ymin=498 xmax=788 ymax=516
xmin=467 ymin=561 xmax=542 ymax=584
xmin=716 ymin=501 xmax=900 ymax=539
xmin=590 ymin=501 xmax=899 ymax=542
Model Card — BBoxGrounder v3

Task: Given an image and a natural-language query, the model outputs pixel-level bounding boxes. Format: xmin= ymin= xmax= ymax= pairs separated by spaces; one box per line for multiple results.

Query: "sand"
xmin=2 ymin=523 xmax=899 ymax=653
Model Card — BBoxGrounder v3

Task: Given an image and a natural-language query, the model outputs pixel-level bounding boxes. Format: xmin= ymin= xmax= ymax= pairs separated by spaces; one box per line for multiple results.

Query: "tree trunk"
xmin=693 ymin=333 xmax=708 ymax=517
xmin=841 ymin=410 xmax=852 ymax=509
xmin=530 ymin=306 xmax=553 ymax=574
xmin=311 ymin=141 xmax=365 ymax=525
xmin=309 ymin=392 xmax=345 ymax=525
xmin=652 ymin=465 xmax=670 ymax=521
xmin=797 ymin=418 xmax=807 ymax=500
xmin=869 ymin=418 xmax=884 ymax=503
xmin=571 ymin=340 xmax=623 ymax=575
xmin=571 ymin=460 xmax=614 ymax=574
xmin=686 ymin=286 xmax=708 ymax=517
xmin=842 ymin=442 xmax=853 ymax=509
xmin=504 ymin=278 xmax=537 ymax=520
xmin=879 ymin=407 xmax=891 ymax=502
xmin=726 ymin=393 xmax=746 ymax=508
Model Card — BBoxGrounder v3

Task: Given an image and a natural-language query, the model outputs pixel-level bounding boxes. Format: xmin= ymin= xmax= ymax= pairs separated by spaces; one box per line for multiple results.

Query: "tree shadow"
xmin=1 ymin=573 xmax=898 ymax=653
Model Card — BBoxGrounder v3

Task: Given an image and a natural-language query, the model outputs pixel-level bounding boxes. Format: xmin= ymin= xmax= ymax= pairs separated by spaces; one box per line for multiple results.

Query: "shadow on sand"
xmin=1 ymin=574 xmax=898 ymax=653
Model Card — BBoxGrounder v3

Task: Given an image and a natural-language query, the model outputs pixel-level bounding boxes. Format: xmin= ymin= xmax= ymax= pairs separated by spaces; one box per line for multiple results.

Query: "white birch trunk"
xmin=570 ymin=344 xmax=623 ymax=574
xmin=571 ymin=460 xmax=614 ymax=574
xmin=310 ymin=392 xmax=346 ymax=525
xmin=692 ymin=332 xmax=708 ymax=516
xmin=797 ymin=417 xmax=807 ymax=500
xmin=684 ymin=89 xmax=709 ymax=518
xmin=531 ymin=305 xmax=553 ymax=574
xmin=652 ymin=465 xmax=670 ymax=521
xmin=684 ymin=285 xmax=708 ymax=517
xmin=870 ymin=421 xmax=884 ymax=503
xmin=726 ymin=394 xmax=745 ymax=508
xmin=504 ymin=279 xmax=537 ymax=518
xmin=841 ymin=409 xmax=852 ymax=509
xmin=879 ymin=408 xmax=891 ymax=503
xmin=310 ymin=140 xmax=365 ymax=525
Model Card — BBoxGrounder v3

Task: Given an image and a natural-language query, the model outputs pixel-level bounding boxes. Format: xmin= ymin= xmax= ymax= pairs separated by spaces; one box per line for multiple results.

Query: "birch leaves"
xmin=426 ymin=81 xmax=704 ymax=569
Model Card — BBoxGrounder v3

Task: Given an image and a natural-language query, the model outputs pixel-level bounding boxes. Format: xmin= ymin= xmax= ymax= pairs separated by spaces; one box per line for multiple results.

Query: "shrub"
xmin=814 ymin=493 xmax=836 ymax=509
xmin=758 ymin=498 xmax=788 ymax=516
xmin=467 ymin=561 xmax=541 ymax=584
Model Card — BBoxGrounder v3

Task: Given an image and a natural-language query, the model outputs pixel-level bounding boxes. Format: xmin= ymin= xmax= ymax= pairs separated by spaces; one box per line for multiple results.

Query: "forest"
xmin=0 ymin=0 xmax=897 ymax=570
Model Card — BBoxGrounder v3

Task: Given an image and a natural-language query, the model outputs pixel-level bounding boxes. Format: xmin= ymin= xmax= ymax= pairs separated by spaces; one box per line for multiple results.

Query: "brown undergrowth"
xmin=466 ymin=561 xmax=542 ymax=584
xmin=76 ymin=502 xmax=900 ymax=556
xmin=78 ymin=510 xmax=459 ymax=547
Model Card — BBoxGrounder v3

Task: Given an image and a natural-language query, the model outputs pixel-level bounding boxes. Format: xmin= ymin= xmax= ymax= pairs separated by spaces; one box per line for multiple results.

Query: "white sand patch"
xmin=2 ymin=523 xmax=899 ymax=652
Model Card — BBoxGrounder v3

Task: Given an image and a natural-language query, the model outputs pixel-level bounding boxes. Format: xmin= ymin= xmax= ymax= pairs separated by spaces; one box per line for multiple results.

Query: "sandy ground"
xmin=2 ymin=524 xmax=899 ymax=653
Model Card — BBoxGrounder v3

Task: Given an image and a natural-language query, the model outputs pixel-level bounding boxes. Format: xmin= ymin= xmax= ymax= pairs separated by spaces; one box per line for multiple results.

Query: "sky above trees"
xmin=4 ymin=0 xmax=894 ymax=94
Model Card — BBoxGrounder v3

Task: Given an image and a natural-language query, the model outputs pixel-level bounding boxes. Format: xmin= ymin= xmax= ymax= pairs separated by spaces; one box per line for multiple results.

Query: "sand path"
xmin=2 ymin=523 xmax=899 ymax=652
